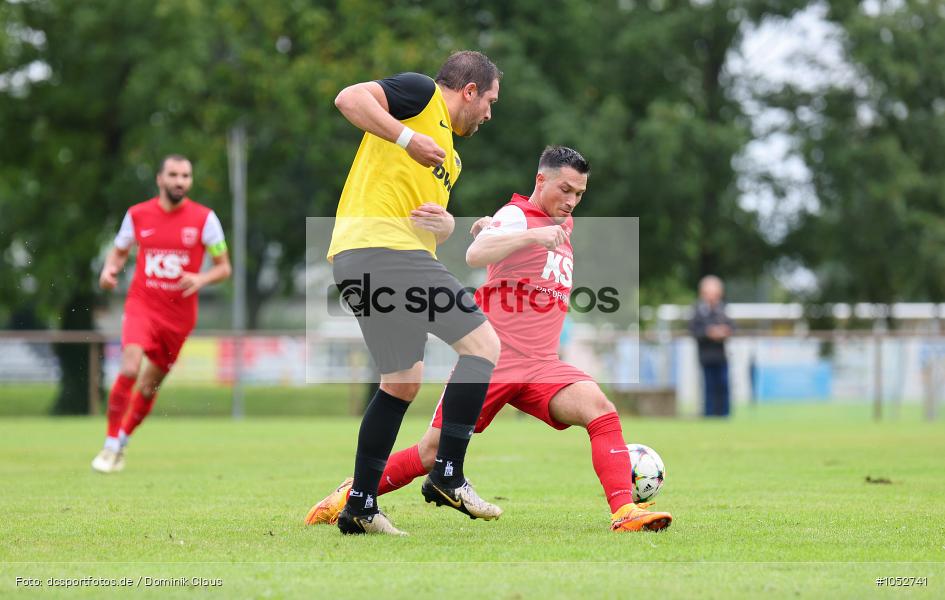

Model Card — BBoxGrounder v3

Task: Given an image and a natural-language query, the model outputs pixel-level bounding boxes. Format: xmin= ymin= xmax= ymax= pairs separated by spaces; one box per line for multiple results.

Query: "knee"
xmin=119 ymin=353 xmax=142 ymax=379
xmin=584 ymin=392 xmax=617 ymax=425
xmin=381 ymin=381 xmax=421 ymax=402
xmin=481 ymin=324 xmax=501 ymax=364
xmin=596 ymin=396 xmax=617 ymax=417
xmin=418 ymin=437 xmax=439 ymax=471
xmin=118 ymin=365 xmax=139 ymax=380
xmin=466 ymin=322 xmax=500 ymax=364
xmin=138 ymin=381 xmax=160 ymax=399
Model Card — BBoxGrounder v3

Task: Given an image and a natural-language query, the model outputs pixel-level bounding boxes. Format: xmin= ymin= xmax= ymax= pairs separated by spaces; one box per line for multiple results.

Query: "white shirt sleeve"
xmin=114 ymin=211 xmax=135 ymax=250
xmin=202 ymin=210 xmax=226 ymax=247
xmin=475 ymin=204 xmax=528 ymax=238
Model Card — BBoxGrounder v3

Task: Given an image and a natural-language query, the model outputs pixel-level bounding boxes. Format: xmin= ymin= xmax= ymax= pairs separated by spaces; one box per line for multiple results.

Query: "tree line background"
xmin=2 ymin=0 xmax=945 ymax=411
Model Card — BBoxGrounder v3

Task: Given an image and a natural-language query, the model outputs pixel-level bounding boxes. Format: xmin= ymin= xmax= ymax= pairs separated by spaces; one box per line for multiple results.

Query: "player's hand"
xmin=405 ymin=133 xmax=446 ymax=168
xmin=469 ymin=216 xmax=493 ymax=237
xmin=99 ymin=266 xmax=119 ymax=291
xmin=178 ymin=272 xmax=206 ymax=297
xmin=529 ymin=225 xmax=569 ymax=250
xmin=707 ymin=324 xmax=732 ymax=341
xmin=410 ymin=203 xmax=454 ymax=241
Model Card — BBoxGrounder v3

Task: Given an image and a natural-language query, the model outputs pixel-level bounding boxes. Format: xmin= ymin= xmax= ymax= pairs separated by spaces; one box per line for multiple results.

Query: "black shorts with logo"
xmin=332 ymin=248 xmax=487 ymax=374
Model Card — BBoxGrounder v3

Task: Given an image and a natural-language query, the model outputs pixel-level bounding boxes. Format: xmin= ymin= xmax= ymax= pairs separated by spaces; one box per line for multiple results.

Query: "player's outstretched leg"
xmin=549 ymin=381 xmax=673 ymax=532
xmin=379 ymin=443 xmax=428 ymax=495
xmin=92 ymin=346 xmax=143 ymax=473
xmin=423 ymin=322 xmax=502 ymax=519
xmin=306 ymin=422 xmax=502 ymax=526
xmin=417 ymin=425 xmax=502 ymax=520
xmin=308 ymin=422 xmax=499 ymax=525
xmin=335 ymin=367 xmax=418 ymax=535
xmin=305 ymin=441 xmax=429 ymax=525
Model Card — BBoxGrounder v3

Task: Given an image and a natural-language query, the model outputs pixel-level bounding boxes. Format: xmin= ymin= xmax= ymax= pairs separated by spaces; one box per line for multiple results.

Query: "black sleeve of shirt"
xmin=375 ymin=72 xmax=436 ymax=120
xmin=689 ymin=306 xmax=707 ymax=338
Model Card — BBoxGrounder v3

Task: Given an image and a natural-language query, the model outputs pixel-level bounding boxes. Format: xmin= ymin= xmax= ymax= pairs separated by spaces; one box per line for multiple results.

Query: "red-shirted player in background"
xmin=306 ymin=146 xmax=672 ymax=532
xmin=91 ymin=155 xmax=231 ymax=473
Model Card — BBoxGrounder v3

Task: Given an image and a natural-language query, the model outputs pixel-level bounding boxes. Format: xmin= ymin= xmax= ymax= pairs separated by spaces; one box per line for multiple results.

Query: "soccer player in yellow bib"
xmin=322 ymin=52 xmax=503 ymax=535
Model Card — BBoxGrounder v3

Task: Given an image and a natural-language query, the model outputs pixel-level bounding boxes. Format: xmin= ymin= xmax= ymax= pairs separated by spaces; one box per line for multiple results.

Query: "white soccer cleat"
xmin=91 ymin=448 xmax=125 ymax=473
xmin=336 ymin=508 xmax=408 ymax=536
xmin=420 ymin=476 xmax=503 ymax=520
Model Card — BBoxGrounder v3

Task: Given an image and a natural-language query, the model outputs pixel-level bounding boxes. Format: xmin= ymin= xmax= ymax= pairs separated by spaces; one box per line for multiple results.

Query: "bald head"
xmin=699 ymin=275 xmax=724 ymax=306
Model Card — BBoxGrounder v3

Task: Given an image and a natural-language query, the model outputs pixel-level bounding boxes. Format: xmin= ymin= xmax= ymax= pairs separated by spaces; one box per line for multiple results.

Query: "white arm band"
xmin=396 ymin=126 xmax=415 ymax=149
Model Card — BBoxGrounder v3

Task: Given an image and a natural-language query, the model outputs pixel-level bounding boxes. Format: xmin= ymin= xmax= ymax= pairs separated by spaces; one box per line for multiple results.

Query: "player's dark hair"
xmin=158 ymin=154 xmax=191 ymax=174
xmin=538 ymin=145 xmax=590 ymax=175
xmin=435 ymin=50 xmax=502 ymax=94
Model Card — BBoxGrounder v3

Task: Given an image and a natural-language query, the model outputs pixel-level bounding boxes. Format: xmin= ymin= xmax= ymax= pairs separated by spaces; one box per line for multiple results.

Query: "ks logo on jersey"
xmin=541 ymin=251 xmax=573 ymax=287
xmin=145 ymin=252 xmax=191 ymax=279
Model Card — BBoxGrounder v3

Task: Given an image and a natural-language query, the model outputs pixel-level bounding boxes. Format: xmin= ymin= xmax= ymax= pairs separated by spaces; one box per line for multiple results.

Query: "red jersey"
xmin=475 ymin=194 xmax=574 ymax=359
xmin=114 ymin=198 xmax=226 ymax=332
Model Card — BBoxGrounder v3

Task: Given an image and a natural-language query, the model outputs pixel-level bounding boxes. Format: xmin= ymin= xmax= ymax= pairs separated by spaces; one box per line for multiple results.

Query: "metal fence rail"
xmin=1 ymin=329 xmax=942 ymax=420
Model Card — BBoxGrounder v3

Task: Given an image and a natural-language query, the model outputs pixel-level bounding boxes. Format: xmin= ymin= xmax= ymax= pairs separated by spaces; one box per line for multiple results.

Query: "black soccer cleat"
xmin=420 ymin=475 xmax=503 ymax=520
xmin=336 ymin=507 xmax=406 ymax=536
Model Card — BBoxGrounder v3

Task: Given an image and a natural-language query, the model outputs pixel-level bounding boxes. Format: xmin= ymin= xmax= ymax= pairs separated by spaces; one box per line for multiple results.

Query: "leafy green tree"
xmin=425 ymin=0 xmax=810 ymax=302
xmin=0 ymin=0 xmax=456 ymax=411
xmin=771 ymin=0 xmax=945 ymax=305
xmin=1 ymin=0 xmax=822 ymax=415
xmin=193 ymin=0 xmax=445 ymax=326
xmin=0 ymin=0 xmax=215 ymax=413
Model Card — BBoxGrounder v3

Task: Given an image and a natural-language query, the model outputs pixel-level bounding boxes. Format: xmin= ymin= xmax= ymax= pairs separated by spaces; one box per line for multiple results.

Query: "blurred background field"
xmin=3 ymin=324 xmax=944 ymax=419
xmin=1 ymin=380 xmax=935 ymax=420
xmin=0 ymin=383 xmax=368 ymax=417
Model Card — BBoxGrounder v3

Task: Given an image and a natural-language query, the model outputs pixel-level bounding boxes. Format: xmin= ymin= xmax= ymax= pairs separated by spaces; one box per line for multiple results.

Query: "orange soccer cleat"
xmin=610 ymin=502 xmax=673 ymax=532
xmin=304 ymin=477 xmax=353 ymax=525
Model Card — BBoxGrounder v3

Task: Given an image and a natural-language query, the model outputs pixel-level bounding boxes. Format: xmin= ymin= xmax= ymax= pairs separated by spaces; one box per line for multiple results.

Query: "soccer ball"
xmin=626 ymin=443 xmax=665 ymax=503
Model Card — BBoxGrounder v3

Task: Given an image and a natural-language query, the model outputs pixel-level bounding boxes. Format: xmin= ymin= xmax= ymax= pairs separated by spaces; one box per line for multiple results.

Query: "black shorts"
xmin=332 ymin=248 xmax=487 ymax=374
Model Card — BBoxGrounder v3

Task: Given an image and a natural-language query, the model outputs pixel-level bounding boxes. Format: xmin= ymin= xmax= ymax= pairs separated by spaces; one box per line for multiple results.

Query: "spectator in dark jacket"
xmin=689 ymin=275 xmax=734 ymax=417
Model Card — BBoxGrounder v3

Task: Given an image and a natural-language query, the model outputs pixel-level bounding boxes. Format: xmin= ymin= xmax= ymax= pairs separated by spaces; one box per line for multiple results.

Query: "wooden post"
xmin=925 ymin=353 xmax=941 ymax=422
xmin=228 ymin=123 xmax=248 ymax=419
xmin=348 ymin=347 xmax=363 ymax=416
xmin=88 ymin=341 xmax=101 ymax=415
xmin=872 ymin=333 xmax=882 ymax=422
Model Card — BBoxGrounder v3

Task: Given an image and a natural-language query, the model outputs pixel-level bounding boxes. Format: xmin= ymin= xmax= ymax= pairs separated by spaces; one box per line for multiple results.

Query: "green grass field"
xmin=0 ymin=383 xmax=442 ymax=417
xmin=1 ymin=404 xmax=943 ymax=598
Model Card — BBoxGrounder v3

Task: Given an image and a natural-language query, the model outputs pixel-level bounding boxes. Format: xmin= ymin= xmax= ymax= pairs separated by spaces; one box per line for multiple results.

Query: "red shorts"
xmin=431 ymin=354 xmax=593 ymax=433
xmin=121 ymin=309 xmax=191 ymax=372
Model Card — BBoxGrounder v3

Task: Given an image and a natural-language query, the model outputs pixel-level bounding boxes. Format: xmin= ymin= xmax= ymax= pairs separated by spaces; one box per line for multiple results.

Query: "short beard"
xmin=457 ymin=107 xmax=476 ymax=137
xmin=166 ymin=189 xmax=186 ymax=204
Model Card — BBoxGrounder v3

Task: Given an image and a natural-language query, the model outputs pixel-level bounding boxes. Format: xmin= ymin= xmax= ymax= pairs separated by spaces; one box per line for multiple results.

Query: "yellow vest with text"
xmin=327 ymin=83 xmax=461 ymax=260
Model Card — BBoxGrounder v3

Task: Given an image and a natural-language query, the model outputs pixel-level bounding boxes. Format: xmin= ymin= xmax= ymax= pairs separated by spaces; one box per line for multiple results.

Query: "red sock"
xmin=587 ymin=412 xmax=636 ymax=512
xmin=377 ymin=445 xmax=427 ymax=496
xmin=106 ymin=375 xmax=136 ymax=437
xmin=120 ymin=390 xmax=156 ymax=436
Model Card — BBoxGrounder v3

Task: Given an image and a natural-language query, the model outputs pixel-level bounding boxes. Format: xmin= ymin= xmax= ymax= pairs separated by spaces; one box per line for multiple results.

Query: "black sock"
xmin=346 ymin=389 xmax=410 ymax=515
xmin=432 ymin=355 xmax=495 ymax=487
